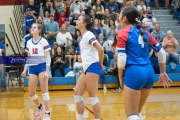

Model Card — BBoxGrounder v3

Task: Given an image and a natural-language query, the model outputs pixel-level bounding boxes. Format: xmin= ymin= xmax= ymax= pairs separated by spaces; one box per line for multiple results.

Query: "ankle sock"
xmin=37 ymin=103 xmax=42 ymax=109
xmin=45 ymin=111 xmax=50 ymax=116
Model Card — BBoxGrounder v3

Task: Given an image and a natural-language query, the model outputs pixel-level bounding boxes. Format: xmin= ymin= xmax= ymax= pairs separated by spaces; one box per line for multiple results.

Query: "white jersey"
xmin=25 ymin=37 xmax=51 ymax=66
xmin=80 ymin=31 xmax=99 ymax=72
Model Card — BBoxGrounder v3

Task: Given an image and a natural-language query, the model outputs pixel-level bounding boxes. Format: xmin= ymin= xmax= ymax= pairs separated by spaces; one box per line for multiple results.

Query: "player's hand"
xmin=100 ymin=64 xmax=105 ymax=70
xmin=43 ymin=71 xmax=49 ymax=78
xmin=21 ymin=71 xmax=26 ymax=77
xmin=158 ymin=73 xmax=172 ymax=88
xmin=119 ymin=77 xmax=124 ymax=90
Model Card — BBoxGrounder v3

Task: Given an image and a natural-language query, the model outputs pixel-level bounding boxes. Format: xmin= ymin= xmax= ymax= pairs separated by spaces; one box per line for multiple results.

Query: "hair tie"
xmin=135 ymin=18 xmax=141 ymax=23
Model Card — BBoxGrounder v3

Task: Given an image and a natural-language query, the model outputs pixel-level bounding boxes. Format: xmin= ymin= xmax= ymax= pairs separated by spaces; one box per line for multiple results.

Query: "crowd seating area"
xmin=20 ymin=0 xmax=180 ymax=90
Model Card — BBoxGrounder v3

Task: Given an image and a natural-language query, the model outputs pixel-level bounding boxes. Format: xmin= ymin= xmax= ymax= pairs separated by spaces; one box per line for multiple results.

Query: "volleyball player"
xmin=21 ymin=23 xmax=51 ymax=120
xmin=74 ymin=15 xmax=104 ymax=120
xmin=117 ymin=7 xmax=172 ymax=120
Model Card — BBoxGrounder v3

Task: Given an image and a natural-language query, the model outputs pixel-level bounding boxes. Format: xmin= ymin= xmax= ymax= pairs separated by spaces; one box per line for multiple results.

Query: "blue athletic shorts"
xmin=29 ymin=63 xmax=46 ymax=76
xmin=124 ymin=64 xmax=154 ymax=90
xmin=84 ymin=62 xmax=102 ymax=76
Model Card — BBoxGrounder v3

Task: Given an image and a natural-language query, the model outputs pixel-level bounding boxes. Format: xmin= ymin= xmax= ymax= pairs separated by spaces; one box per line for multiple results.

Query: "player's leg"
xmin=74 ymin=73 xmax=87 ymax=120
xmin=28 ymin=74 xmax=41 ymax=119
xmin=85 ymin=72 xmax=101 ymax=120
xmin=39 ymin=71 xmax=50 ymax=119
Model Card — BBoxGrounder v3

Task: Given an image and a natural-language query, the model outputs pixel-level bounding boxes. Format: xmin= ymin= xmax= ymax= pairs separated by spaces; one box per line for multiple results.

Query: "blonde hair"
xmin=32 ymin=23 xmax=43 ymax=36
xmin=60 ymin=24 xmax=68 ymax=32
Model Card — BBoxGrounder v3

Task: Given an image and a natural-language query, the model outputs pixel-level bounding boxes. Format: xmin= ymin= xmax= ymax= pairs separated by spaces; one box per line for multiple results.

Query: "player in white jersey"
xmin=74 ymin=15 xmax=104 ymax=120
xmin=21 ymin=23 xmax=51 ymax=120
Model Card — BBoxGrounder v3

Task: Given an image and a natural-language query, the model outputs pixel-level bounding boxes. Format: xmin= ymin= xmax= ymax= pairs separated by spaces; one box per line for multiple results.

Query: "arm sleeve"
xmin=67 ymin=32 xmax=73 ymax=40
xmin=87 ymin=32 xmax=98 ymax=45
xmin=43 ymin=39 xmax=51 ymax=52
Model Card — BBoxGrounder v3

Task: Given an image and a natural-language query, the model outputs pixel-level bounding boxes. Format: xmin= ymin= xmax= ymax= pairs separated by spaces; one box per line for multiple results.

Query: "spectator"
xmin=37 ymin=16 xmax=46 ymax=36
xmin=162 ymin=30 xmax=179 ymax=64
xmin=98 ymin=34 xmax=105 ymax=47
xmin=115 ymin=14 xmax=121 ymax=32
xmin=142 ymin=10 xmax=157 ymax=33
xmin=105 ymin=0 xmax=119 ymax=13
xmin=89 ymin=9 xmax=100 ymax=21
xmin=39 ymin=2 xmax=54 ymax=24
xmin=51 ymin=46 xmax=66 ymax=77
xmin=73 ymin=55 xmax=83 ymax=82
xmin=70 ymin=0 xmax=83 ymax=15
xmin=70 ymin=11 xmax=80 ymax=26
xmin=109 ymin=52 xmax=121 ymax=91
xmin=111 ymin=34 xmax=117 ymax=54
xmin=64 ymin=0 xmax=72 ymax=16
xmin=137 ymin=0 xmax=146 ymax=12
xmin=81 ymin=0 xmax=92 ymax=14
xmin=44 ymin=14 xmax=59 ymax=40
xmin=65 ymin=40 xmax=76 ymax=68
xmin=116 ymin=0 xmax=124 ymax=10
xmin=93 ymin=18 xmax=103 ymax=39
xmin=64 ymin=18 xmax=77 ymax=47
xmin=171 ymin=0 xmax=180 ymax=18
xmin=55 ymin=9 xmax=68 ymax=27
xmin=22 ymin=8 xmax=37 ymax=37
xmin=149 ymin=49 xmax=160 ymax=74
xmin=138 ymin=10 xmax=146 ymax=22
xmin=76 ymin=29 xmax=82 ymax=41
xmin=42 ymin=0 xmax=54 ymax=14
xmin=92 ymin=0 xmax=105 ymax=19
xmin=151 ymin=23 xmax=165 ymax=43
xmin=124 ymin=0 xmax=131 ymax=7
xmin=154 ymin=0 xmax=169 ymax=9
xmin=25 ymin=0 xmax=39 ymax=17
xmin=56 ymin=0 xmax=65 ymax=14
xmin=56 ymin=24 xmax=72 ymax=47
xmin=51 ymin=42 xmax=58 ymax=56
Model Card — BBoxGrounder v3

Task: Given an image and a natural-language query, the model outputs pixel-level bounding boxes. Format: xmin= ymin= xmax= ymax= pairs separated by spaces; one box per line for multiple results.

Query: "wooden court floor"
xmin=0 ymin=87 xmax=180 ymax=120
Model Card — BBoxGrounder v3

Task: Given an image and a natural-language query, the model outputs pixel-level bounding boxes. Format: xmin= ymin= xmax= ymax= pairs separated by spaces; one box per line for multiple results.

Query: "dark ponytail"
xmin=82 ymin=15 xmax=95 ymax=34
xmin=122 ymin=7 xmax=157 ymax=51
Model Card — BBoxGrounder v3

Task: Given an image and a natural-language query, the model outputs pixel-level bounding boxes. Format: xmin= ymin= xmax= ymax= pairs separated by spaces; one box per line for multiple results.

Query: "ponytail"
xmin=135 ymin=20 xmax=157 ymax=51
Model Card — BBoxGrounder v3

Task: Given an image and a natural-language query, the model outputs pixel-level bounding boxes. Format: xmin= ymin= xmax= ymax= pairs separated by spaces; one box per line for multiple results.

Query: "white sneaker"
xmin=34 ymin=105 xmax=45 ymax=119
xmin=103 ymin=84 xmax=107 ymax=90
xmin=43 ymin=114 xmax=50 ymax=120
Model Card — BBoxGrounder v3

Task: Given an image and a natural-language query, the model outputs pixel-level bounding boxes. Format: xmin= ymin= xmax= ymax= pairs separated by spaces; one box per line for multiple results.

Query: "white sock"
xmin=127 ymin=115 xmax=140 ymax=120
xmin=138 ymin=112 xmax=143 ymax=120
xmin=77 ymin=114 xmax=84 ymax=120
xmin=95 ymin=119 xmax=100 ymax=120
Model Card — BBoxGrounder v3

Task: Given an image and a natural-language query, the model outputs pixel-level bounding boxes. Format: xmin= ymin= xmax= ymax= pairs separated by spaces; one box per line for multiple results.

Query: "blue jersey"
xmin=117 ymin=26 xmax=161 ymax=65
xmin=24 ymin=15 xmax=35 ymax=27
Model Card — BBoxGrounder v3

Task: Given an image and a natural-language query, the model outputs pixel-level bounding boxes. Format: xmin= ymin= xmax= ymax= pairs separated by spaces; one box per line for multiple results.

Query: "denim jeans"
xmin=0 ymin=65 xmax=6 ymax=90
xmin=166 ymin=52 xmax=179 ymax=64
xmin=22 ymin=24 xmax=30 ymax=37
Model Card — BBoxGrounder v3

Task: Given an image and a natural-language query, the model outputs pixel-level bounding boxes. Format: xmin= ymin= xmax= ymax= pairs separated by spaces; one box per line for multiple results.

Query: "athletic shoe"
xmin=103 ymin=84 xmax=107 ymax=91
xmin=34 ymin=105 xmax=45 ymax=119
xmin=43 ymin=113 xmax=50 ymax=120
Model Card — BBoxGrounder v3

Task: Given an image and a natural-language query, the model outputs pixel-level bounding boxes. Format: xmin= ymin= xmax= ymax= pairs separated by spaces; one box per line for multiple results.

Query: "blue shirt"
xmin=0 ymin=42 xmax=5 ymax=56
xmin=105 ymin=3 xmax=118 ymax=13
xmin=25 ymin=15 xmax=36 ymax=27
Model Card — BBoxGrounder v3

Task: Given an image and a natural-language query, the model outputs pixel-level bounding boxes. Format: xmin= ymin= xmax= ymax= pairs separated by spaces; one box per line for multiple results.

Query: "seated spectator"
xmin=89 ymin=9 xmax=100 ymax=21
xmin=171 ymin=0 xmax=180 ymax=18
xmin=115 ymin=14 xmax=121 ymax=32
xmin=142 ymin=10 xmax=156 ymax=33
xmin=98 ymin=34 xmax=105 ymax=47
xmin=65 ymin=40 xmax=76 ymax=68
xmin=70 ymin=11 xmax=80 ymax=26
xmin=22 ymin=8 xmax=37 ymax=37
xmin=64 ymin=18 xmax=77 ymax=47
xmin=37 ymin=16 xmax=46 ymax=36
xmin=25 ymin=0 xmax=39 ymax=17
xmin=92 ymin=0 xmax=105 ymax=19
xmin=109 ymin=52 xmax=121 ymax=91
xmin=55 ymin=9 xmax=68 ymax=27
xmin=42 ymin=0 xmax=54 ymax=14
xmin=149 ymin=49 xmax=160 ymax=74
xmin=138 ymin=10 xmax=146 ymax=22
xmin=116 ymin=0 xmax=124 ymax=10
xmin=70 ymin=0 xmax=83 ymax=15
xmin=75 ymin=41 xmax=81 ymax=55
xmin=162 ymin=30 xmax=179 ymax=64
xmin=124 ymin=0 xmax=131 ymax=7
xmin=51 ymin=46 xmax=66 ymax=77
xmin=44 ymin=14 xmax=59 ymax=40
xmin=154 ymin=0 xmax=169 ymax=9
xmin=105 ymin=0 xmax=119 ymax=14
xmin=81 ymin=0 xmax=92 ymax=14
xmin=76 ymin=29 xmax=82 ymax=41
xmin=56 ymin=24 xmax=72 ymax=47
xmin=73 ymin=55 xmax=83 ymax=82
xmin=93 ymin=18 xmax=103 ymax=39
xmin=51 ymin=42 xmax=58 ymax=56
xmin=137 ymin=0 xmax=146 ymax=12
xmin=151 ymin=23 xmax=165 ymax=43
xmin=39 ymin=2 xmax=54 ymax=24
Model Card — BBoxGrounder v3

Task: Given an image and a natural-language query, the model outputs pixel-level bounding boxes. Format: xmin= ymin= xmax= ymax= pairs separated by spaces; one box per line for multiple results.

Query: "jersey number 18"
xmin=32 ymin=48 xmax=38 ymax=54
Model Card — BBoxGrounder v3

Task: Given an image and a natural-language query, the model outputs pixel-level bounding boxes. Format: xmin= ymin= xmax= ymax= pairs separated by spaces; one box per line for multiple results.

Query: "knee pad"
xmin=74 ymin=95 xmax=83 ymax=103
xmin=29 ymin=94 xmax=38 ymax=101
xmin=89 ymin=97 xmax=99 ymax=106
xmin=42 ymin=92 xmax=50 ymax=101
xmin=127 ymin=115 xmax=140 ymax=120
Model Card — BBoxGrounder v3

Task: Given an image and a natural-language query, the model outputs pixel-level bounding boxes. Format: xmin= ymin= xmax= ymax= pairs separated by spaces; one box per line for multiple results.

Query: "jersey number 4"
xmin=32 ymin=48 xmax=38 ymax=54
xmin=138 ymin=35 xmax=145 ymax=48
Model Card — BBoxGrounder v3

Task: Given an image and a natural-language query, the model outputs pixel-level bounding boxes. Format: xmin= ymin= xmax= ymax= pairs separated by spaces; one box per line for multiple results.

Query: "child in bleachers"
xmin=75 ymin=41 xmax=81 ymax=55
xmin=65 ymin=40 xmax=76 ymax=68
